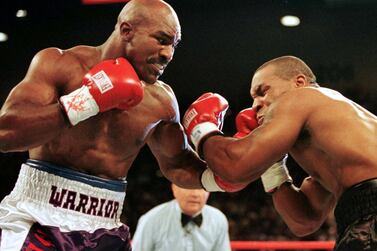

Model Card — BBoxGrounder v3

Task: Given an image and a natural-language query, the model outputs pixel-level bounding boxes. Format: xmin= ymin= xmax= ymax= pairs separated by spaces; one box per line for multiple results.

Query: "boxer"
xmin=183 ymin=55 xmax=377 ymax=250
xmin=0 ymin=0 xmax=238 ymax=250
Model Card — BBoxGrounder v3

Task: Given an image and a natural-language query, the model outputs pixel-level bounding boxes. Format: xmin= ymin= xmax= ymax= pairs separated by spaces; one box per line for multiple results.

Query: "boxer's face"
xmin=124 ymin=13 xmax=181 ymax=84
xmin=172 ymin=184 xmax=209 ymax=216
xmin=250 ymin=65 xmax=295 ymax=124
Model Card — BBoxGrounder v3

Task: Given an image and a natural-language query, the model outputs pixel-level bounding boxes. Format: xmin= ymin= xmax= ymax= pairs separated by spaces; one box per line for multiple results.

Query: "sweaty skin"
xmin=201 ymin=60 xmax=377 ymax=235
xmin=0 ymin=0 xmax=206 ymax=188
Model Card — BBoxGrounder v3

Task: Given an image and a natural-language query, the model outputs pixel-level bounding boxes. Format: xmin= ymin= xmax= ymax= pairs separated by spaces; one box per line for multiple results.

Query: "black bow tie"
xmin=181 ymin=213 xmax=202 ymax=227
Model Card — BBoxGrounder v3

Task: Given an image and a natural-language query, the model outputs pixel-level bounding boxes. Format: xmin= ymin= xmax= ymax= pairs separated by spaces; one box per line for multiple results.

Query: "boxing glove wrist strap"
xmin=261 ymin=158 xmax=292 ymax=194
xmin=201 ymin=169 xmax=225 ymax=192
xmin=59 ymin=86 xmax=100 ymax=126
xmin=190 ymin=122 xmax=221 ymax=152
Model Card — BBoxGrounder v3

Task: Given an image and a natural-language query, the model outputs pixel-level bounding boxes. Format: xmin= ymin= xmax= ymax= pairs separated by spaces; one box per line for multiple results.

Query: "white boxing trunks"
xmin=0 ymin=159 xmax=131 ymax=251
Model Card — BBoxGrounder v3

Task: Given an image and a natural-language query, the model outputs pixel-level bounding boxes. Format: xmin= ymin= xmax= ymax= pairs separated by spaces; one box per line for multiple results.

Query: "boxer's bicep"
xmin=4 ymin=80 xmax=57 ymax=111
xmin=300 ymin=177 xmax=336 ymax=221
xmin=0 ymin=49 xmax=73 ymax=151
xmin=148 ymin=121 xmax=187 ymax=159
xmin=274 ymin=177 xmax=335 ymax=235
xmin=271 ymin=178 xmax=334 ymax=236
xmin=3 ymin=48 xmax=68 ymax=109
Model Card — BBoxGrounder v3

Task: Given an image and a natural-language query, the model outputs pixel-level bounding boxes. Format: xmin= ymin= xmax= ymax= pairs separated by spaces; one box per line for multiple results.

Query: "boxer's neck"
xmin=97 ymin=31 xmax=123 ymax=61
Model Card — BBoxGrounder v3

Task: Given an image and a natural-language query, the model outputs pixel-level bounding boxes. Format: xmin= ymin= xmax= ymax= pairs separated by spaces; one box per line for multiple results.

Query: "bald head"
xmin=256 ymin=55 xmax=317 ymax=84
xmin=105 ymin=0 xmax=181 ymax=84
xmin=117 ymin=0 xmax=180 ymax=32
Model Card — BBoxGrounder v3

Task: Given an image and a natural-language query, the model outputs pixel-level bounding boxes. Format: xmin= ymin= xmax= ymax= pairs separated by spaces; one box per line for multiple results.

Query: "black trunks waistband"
xmin=26 ymin=159 xmax=127 ymax=192
xmin=334 ymin=178 xmax=377 ymax=236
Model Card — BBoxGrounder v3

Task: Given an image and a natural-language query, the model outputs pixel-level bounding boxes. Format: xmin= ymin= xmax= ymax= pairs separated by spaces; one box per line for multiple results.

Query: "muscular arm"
xmin=147 ymin=86 xmax=207 ymax=189
xmin=148 ymin=121 xmax=207 ymax=188
xmin=201 ymin=93 xmax=305 ymax=183
xmin=272 ymin=177 xmax=336 ymax=236
xmin=0 ymin=48 xmax=70 ymax=152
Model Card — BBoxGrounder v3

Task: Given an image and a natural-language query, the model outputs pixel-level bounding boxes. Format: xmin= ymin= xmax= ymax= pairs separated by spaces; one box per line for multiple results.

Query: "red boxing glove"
xmin=60 ymin=57 xmax=143 ymax=125
xmin=234 ymin=107 xmax=258 ymax=138
xmin=183 ymin=92 xmax=228 ymax=152
xmin=201 ymin=168 xmax=247 ymax=192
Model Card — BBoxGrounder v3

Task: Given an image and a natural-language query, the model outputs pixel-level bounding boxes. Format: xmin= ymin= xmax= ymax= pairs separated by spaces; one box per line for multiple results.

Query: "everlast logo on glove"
xmin=182 ymin=108 xmax=198 ymax=129
xmin=182 ymin=92 xmax=229 ymax=151
xmin=48 ymin=185 xmax=119 ymax=219
xmin=90 ymin=70 xmax=114 ymax=94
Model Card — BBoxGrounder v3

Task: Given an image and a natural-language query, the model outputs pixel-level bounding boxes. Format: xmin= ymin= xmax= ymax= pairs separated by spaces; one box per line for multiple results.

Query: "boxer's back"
xmin=290 ymin=87 xmax=377 ymax=197
xmin=28 ymin=46 xmax=176 ymax=179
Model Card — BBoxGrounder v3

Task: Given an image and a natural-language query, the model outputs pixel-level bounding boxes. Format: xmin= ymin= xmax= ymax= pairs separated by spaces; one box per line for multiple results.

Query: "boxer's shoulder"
xmin=270 ymin=87 xmax=324 ymax=114
xmin=36 ymin=46 xmax=99 ymax=69
xmin=24 ymin=48 xmax=80 ymax=88
xmin=282 ymin=86 xmax=320 ymax=100
xmin=31 ymin=47 xmax=87 ymax=74
xmin=145 ymin=80 xmax=173 ymax=94
xmin=144 ymin=80 xmax=178 ymax=117
xmin=287 ymin=86 xmax=340 ymax=103
xmin=64 ymin=45 xmax=101 ymax=68
xmin=34 ymin=46 xmax=102 ymax=90
xmin=156 ymin=80 xmax=179 ymax=121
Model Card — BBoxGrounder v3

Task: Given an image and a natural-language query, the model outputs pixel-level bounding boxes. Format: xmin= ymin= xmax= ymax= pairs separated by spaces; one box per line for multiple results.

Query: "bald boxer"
xmin=0 ymin=0 xmax=229 ymax=250
xmin=183 ymin=56 xmax=377 ymax=251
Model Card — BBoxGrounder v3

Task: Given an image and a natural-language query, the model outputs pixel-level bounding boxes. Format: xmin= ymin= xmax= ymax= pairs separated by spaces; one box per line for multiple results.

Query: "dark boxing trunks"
xmin=334 ymin=178 xmax=377 ymax=251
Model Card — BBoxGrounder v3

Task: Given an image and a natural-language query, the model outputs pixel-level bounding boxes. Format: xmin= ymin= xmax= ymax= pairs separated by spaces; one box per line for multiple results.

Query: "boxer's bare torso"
xmin=286 ymin=87 xmax=377 ymax=198
xmin=202 ymin=72 xmax=377 ymax=198
xmin=2 ymin=46 xmax=186 ymax=180
xmin=260 ymin=86 xmax=377 ymax=235
xmin=0 ymin=2 xmax=205 ymax=250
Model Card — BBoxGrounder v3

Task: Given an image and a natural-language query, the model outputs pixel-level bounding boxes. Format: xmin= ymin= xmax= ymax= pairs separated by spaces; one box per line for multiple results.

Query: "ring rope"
xmin=230 ymin=241 xmax=335 ymax=250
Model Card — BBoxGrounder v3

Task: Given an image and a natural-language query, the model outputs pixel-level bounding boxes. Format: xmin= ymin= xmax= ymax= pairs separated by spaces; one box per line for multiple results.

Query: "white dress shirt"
xmin=132 ymin=200 xmax=231 ymax=251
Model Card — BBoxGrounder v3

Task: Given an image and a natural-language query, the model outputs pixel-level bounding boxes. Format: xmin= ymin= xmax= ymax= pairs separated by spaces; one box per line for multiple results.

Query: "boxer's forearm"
xmin=148 ymin=121 xmax=208 ymax=189
xmin=158 ymin=150 xmax=207 ymax=189
xmin=202 ymin=135 xmax=266 ymax=184
xmin=271 ymin=182 xmax=331 ymax=237
xmin=0 ymin=102 xmax=67 ymax=152
xmin=162 ymin=166 xmax=204 ymax=189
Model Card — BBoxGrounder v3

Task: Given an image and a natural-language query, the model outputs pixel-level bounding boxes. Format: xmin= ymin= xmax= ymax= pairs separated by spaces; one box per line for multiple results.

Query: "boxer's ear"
xmin=119 ymin=21 xmax=134 ymax=41
xmin=295 ymin=74 xmax=307 ymax=88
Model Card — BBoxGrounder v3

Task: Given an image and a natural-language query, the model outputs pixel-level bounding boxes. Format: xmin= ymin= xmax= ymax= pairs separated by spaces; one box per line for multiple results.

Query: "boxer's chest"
xmin=84 ymin=88 xmax=172 ymax=145
xmin=57 ymin=77 xmax=174 ymax=154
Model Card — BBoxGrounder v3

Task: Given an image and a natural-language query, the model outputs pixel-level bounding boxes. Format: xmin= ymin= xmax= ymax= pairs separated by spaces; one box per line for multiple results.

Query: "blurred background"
xmin=1 ymin=0 xmax=377 ymax=245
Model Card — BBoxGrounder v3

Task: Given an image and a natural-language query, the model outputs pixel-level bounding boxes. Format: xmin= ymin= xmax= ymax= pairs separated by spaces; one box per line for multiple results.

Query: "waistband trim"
xmin=26 ymin=159 xmax=127 ymax=192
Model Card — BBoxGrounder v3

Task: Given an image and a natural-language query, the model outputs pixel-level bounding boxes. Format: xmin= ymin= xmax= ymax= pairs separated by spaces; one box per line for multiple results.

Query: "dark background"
xmin=1 ymin=0 xmax=376 ymax=242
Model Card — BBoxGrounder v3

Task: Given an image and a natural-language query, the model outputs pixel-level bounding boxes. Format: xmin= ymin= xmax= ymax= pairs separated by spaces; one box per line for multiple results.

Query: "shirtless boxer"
xmin=183 ymin=56 xmax=377 ymax=250
xmin=0 ymin=0 xmax=239 ymax=250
